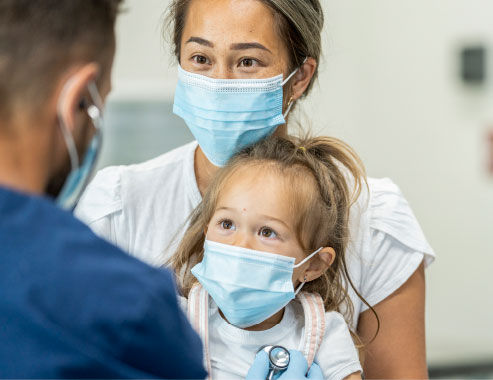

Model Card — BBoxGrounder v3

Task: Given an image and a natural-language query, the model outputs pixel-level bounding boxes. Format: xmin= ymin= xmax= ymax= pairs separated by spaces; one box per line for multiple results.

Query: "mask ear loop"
xmin=283 ymin=96 xmax=294 ymax=119
xmin=281 ymin=57 xmax=308 ymax=119
xmin=293 ymin=247 xmax=323 ymax=295
xmin=281 ymin=57 xmax=308 ymax=87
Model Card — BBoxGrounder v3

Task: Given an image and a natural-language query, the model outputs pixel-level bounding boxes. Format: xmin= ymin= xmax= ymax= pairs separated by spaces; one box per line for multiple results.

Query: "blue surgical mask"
xmin=191 ymin=240 xmax=322 ymax=328
xmin=56 ymin=82 xmax=104 ymax=211
xmin=173 ymin=63 xmax=303 ymax=167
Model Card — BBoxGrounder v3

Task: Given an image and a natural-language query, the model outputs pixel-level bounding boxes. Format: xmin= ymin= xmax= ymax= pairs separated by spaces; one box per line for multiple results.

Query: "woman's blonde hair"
xmin=170 ymin=135 xmax=379 ymax=338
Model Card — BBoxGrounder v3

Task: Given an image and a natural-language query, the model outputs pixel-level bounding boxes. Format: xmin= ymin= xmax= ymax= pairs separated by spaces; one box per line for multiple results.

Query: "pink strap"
xmin=189 ymin=287 xmax=326 ymax=378
xmin=297 ymin=292 xmax=326 ymax=368
xmin=188 ymin=284 xmax=212 ymax=380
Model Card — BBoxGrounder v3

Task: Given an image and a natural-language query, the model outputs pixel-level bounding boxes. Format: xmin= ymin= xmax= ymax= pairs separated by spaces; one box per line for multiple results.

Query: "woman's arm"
xmin=357 ymin=262 xmax=427 ymax=379
xmin=343 ymin=372 xmax=362 ymax=380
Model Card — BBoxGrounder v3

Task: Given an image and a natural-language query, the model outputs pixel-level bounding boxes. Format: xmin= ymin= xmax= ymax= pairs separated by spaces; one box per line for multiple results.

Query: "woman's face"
xmin=180 ymin=0 xmax=291 ymax=80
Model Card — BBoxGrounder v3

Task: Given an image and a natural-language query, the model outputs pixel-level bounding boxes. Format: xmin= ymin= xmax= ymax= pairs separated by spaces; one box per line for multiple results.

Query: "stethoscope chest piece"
xmin=258 ymin=345 xmax=290 ymax=380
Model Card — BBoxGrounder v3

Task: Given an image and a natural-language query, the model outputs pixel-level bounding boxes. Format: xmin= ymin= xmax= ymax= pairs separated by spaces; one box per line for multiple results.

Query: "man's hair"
xmin=0 ymin=0 xmax=123 ymax=121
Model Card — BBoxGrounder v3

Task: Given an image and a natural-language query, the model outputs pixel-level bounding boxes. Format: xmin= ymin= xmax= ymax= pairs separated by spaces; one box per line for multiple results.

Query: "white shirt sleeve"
xmin=316 ymin=311 xmax=362 ymax=380
xmin=360 ymin=178 xmax=435 ymax=310
xmin=360 ymin=230 xmax=425 ymax=309
xmin=75 ymin=166 xmax=126 ymax=250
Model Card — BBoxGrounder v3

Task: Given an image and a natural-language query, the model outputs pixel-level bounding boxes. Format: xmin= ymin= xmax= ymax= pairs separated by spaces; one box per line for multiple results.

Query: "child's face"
xmin=206 ymin=165 xmax=308 ymax=284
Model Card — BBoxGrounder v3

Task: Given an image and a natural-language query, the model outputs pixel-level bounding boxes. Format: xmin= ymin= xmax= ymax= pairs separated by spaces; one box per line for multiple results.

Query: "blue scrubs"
xmin=0 ymin=186 xmax=207 ymax=379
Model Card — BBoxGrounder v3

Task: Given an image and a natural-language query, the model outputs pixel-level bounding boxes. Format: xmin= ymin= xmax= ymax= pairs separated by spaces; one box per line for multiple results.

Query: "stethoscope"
xmin=257 ymin=345 xmax=290 ymax=380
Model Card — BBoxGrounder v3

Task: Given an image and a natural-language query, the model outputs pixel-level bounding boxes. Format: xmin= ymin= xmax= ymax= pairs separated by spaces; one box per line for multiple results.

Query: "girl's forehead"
xmin=217 ymin=163 xmax=316 ymax=219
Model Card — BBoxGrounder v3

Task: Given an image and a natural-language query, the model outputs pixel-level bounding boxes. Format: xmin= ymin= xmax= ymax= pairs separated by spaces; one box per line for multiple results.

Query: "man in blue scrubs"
xmin=0 ymin=1 xmax=322 ymax=378
xmin=0 ymin=1 xmax=206 ymax=378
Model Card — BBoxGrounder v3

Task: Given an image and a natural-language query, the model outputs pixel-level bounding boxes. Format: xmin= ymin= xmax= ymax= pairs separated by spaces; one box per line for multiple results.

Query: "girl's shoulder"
xmin=298 ymin=304 xmax=362 ymax=380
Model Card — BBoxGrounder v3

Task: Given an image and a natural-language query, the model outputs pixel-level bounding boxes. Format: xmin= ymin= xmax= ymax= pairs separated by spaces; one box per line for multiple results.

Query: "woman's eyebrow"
xmin=230 ymin=42 xmax=272 ymax=53
xmin=186 ymin=37 xmax=213 ymax=47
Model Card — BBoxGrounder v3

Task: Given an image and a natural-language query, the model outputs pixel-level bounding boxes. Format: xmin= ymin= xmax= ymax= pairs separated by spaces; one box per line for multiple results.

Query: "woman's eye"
xmin=239 ymin=58 xmax=257 ymax=68
xmin=220 ymin=220 xmax=234 ymax=230
xmin=192 ymin=55 xmax=209 ymax=65
xmin=259 ymin=227 xmax=278 ymax=239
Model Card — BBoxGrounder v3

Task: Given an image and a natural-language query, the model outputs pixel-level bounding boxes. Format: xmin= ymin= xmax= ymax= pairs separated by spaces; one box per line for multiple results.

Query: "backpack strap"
xmin=188 ymin=286 xmax=326 ymax=377
xmin=188 ymin=283 xmax=212 ymax=379
xmin=297 ymin=292 xmax=326 ymax=369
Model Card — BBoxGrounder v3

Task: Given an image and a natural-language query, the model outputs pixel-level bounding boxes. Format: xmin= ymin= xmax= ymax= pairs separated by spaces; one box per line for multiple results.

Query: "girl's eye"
xmin=192 ymin=55 xmax=209 ymax=65
xmin=239 ymin=58 xmax=257 ymax=68
xmin=220 ymin=219 xmax=234 ymax=230
xmin=259 ymin=227 xmax=278 ymax=239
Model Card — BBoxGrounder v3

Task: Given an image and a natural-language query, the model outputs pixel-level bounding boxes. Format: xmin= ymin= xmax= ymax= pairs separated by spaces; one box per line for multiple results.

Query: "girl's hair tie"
xmin=298 ymin=146 xmax=306 ymax=152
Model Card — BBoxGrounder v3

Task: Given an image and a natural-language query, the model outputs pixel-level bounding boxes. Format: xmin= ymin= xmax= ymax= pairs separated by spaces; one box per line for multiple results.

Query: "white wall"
xmin=111 ymin=0 xmax=177 ymax=100
xmin=307 ymin=1 xmax=493 ymax=364
xmin=111 ymin=0 xmax=493 ymax=365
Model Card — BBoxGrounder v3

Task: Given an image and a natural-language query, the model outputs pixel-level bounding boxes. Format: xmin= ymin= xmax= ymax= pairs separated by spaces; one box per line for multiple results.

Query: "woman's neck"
xmin=194 ymin=146 xmax=220 ymax=196
xmin=193 ymin=124 xmax=288 ymax=196
xmin=218 ymin=308 xmax=285 ymax=331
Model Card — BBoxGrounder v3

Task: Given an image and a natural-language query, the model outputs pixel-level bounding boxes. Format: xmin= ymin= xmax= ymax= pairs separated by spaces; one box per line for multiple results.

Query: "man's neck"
xmin=0 ymin=132 xmax=51 ymax=195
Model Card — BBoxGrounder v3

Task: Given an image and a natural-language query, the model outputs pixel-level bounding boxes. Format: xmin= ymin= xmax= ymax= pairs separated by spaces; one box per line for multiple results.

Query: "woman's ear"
xmin=290 ymin=57 xmax=317 ymax=101
xmin=297 ymin=247 xmax=336 ymax=283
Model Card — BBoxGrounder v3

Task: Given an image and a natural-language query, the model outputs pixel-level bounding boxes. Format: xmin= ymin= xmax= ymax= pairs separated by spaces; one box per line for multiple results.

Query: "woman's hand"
xmin=358 ymin=262 xmax=427 ymax=379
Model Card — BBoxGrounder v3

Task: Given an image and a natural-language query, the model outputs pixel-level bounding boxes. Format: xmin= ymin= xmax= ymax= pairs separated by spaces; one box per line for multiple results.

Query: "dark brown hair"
xmin=0 ymin=0 xmax=123 ymax=121
xmin=170 ymin=135 xmax=379 ymax=342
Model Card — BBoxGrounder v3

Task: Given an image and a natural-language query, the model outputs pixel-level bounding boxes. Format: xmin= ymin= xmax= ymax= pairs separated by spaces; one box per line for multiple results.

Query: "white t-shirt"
xmin=177 ymin=297 xmax=362 ymax=380
xmin=75 ymin=141 xmax=435 ymax=329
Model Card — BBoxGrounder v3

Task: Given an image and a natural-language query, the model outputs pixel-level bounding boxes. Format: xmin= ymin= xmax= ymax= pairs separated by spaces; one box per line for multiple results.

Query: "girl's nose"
xmin=233 ymin=232 xmax=253 ymax=250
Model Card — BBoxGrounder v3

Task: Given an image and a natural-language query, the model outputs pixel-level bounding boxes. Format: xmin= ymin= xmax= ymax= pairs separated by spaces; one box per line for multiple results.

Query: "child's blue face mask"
xmin=191 ymin=240 xmax=322 ymax=328
xmin=173 ymin=63 xmax=303 ymax=167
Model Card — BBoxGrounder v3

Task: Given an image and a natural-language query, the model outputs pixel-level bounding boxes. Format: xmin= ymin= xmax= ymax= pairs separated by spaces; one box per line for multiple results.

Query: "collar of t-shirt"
xmin=209 ymin=299 xmax=299 ymax=345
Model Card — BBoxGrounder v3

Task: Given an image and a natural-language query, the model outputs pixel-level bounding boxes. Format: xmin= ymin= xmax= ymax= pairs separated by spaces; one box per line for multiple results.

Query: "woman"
xmin=76 ymin=0 xmax=435 ymax=378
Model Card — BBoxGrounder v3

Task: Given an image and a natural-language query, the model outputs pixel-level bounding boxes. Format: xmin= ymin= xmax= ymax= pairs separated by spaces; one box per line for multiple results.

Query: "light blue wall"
xmin=97 ymin=101 xmax=193 ymax=169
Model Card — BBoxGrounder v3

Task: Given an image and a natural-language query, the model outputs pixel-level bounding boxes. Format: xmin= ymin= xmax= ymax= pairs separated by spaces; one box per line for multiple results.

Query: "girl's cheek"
xmin=207 ymin=226 xmax=234 ymax=245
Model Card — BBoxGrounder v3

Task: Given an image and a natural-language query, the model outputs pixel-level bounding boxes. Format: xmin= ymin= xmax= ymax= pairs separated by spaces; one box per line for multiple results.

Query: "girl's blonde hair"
xmin=170 ymin=135 xmax=379 ymax=339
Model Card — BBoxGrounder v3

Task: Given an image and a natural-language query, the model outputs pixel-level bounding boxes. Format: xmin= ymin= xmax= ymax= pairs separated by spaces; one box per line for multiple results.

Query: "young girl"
xmin=171 ymin=135 xmax=369 ymax=380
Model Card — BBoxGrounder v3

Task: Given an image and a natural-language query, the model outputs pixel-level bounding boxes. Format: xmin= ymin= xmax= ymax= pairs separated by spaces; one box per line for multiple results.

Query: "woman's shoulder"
xmin=365 ymin=177 xmax=434 ymax=262
xmin=344 ymin=177 xmax=435 ymax=316
xmin=75 ymin=141 xmax=198 ymax=224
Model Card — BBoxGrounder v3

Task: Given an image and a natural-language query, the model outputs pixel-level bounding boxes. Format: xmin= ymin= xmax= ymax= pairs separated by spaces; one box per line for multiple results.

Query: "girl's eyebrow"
xmin=259 ymin=214 xmax=290 ymax=229
xmin=215 ymin=207 xmax=291 ymax=229
xmin=215 ymin=206 xmax=236 ymax=212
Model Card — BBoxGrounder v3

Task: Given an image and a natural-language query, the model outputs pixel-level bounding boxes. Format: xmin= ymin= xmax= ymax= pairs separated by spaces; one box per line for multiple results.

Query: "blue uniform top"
xmin=0 ymin=186 xmax=207 ymax=379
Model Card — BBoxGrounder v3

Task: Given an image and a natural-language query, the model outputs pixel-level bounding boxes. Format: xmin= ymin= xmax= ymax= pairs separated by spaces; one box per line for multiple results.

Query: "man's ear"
xmin=289 ymin=57 xmax=317 ymax=101
xmin=297 ymin=247 xmax=336 ymax=283
xmin=56 ymin=63 xmax=100 ymax=133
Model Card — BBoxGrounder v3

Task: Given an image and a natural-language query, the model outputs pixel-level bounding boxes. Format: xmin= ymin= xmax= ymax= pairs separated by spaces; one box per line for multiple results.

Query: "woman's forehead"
xmin=182 ymin=0 xmax=287 ymax=56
